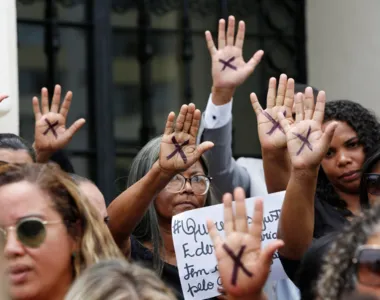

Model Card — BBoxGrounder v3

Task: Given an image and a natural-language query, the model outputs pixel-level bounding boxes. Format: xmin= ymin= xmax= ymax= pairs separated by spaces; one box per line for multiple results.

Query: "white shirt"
xmin=203 ymin=94 xmax=232 ymax=129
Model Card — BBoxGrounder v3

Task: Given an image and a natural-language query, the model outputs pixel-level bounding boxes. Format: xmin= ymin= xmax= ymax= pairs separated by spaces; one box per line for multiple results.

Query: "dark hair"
xmin=315 ymin=100 xmax=380 ymax=209
xmin=317 ymin=203 xmax=380 ymax=299
xmin=50 ymin=150 xmax=75 ymax=173
xmin=360 ymin=144 xmax=380 ymax=209
xmin=0 ymin=133 xmax=36 ymax=162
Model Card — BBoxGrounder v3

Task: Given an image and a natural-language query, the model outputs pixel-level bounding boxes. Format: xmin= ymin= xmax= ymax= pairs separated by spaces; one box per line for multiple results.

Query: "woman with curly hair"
xmin=273 ymin=91 xmax=380 ymax=297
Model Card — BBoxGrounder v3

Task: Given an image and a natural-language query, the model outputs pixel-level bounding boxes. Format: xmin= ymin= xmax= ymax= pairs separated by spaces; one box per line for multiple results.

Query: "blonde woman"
xmin=0 ymin=163 xmax=122 ymax=300
xmin=65 ymin=259 xmax=176 ymax=300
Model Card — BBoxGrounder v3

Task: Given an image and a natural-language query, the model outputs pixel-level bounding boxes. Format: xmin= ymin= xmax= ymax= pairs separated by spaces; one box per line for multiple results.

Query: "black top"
xmin=130 ymin=236 xmax=218 ymax=300
xmin=279 ymin=197 xmax=351 ymax=299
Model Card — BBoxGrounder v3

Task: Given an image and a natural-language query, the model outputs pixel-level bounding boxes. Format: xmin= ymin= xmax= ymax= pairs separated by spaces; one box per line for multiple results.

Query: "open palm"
xmin=251 ymin=75 xmax=295 ymax=150
xmin=207 ymin=188 xmax=283 ymax=299
xmin=33 ymin=85 xmax=85 ymax=154
xmin=278 ymin=90 xmax=337 ymax=169
xmin=205 ymin=16 xmax=263 ymax=89
xmin=159 ymin=104 xmax=214 ymax=173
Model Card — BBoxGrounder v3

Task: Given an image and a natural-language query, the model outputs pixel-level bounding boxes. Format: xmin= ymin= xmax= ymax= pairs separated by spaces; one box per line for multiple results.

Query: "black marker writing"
xmin=293 ymin=126 xmax=313 ymax=155
xmin=172 ymin=218 xmax=224 ymax=242
xmin=43 ymin=119 xmax=58 ymax=138
xmin=187 ymin=279 xmax=214 ymax=297
xmin=262 ymin=209 xmax=281 ymax=231
xmin=219 ymin=56 xmax=237 ymax=71
xmin=262 ymin=111 xmax=286 ymax=135
xmin=222 ymin=244 xmax=253 ymax=286
xmin=183 ymin=242 xmax=214 ymax=258
xmin=166 ymin=136 xmax=189 ymax=163
xmin=184 ymin=263 xmax=218 ymax=280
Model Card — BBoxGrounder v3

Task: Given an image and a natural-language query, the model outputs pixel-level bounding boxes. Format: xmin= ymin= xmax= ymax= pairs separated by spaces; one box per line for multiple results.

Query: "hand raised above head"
xmin=251 ymin=74 xmax=295 ymax=151
xmin=207 ymin=188 xmax=283 ymax=299
xmin=33 ymin=84 xmax=86 ymax=158
xmin=277 ymin=89 xmax=338 ymax=170
xmin=158 ymin=103 xmax=214 ymax=175
xmin=205 ymin=15 xmax=263 ymax=98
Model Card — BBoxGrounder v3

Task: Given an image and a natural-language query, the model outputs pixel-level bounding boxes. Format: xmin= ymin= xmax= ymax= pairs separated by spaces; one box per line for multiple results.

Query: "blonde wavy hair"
xmin=65 ymin=259 xmax=176 ymax=300
xmin=0 ymin=163 xmax=122 ymax=277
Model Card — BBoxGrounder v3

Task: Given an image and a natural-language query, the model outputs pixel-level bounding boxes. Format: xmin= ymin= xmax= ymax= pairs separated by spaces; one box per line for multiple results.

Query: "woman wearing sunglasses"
xmin=107 ymin=104 xmax=216 ymax=299
xmin=0 ymin=163 xmax=122 ymax=300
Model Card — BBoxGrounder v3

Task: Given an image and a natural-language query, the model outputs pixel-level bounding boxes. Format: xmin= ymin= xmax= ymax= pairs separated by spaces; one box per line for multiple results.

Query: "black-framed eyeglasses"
xmin=0 ymin=217 xmax=62 ymax=249
xmin=353 ymin=245 xmax=380 ymax=286
xmin=364 ymin=173 xmax=380 ymax=196
xmin=165 ymin=174 xmax=212 ymax=195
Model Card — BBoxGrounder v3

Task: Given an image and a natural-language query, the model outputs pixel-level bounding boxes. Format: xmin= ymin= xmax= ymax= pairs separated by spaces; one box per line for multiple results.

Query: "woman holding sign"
xmin=107 ymin=104 xmax=220 ymax=299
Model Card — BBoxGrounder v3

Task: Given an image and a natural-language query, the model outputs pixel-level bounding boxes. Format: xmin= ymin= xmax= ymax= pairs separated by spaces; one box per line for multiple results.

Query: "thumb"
xmin=260 ymin=239 xmax=284 ymax=267
xmin=196 ymin=141 xmax=214 ymax=157
xmin=0 ymin=95 xmax=8 ymax=102
xmin=321 ymin=121 xmax=338 ymax=149
xmin=65 ymin=118 xmax=86 ymax=139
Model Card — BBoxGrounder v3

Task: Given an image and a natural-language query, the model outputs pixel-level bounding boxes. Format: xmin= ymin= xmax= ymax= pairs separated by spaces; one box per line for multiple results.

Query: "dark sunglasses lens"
xmin=367 ymin=175 xmax=380 ymax=195
xmin=357 ymin=249 xmax=380 ymax=286
xmin=17 ymin=219 xmax=46 ymax=248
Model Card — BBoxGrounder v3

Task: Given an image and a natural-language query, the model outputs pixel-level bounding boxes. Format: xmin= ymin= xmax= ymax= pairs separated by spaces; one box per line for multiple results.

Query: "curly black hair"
xmin=317 ymin=203 xmax=380 ymax=299
xmin=315 ymin=100 xmax=380 ymax=209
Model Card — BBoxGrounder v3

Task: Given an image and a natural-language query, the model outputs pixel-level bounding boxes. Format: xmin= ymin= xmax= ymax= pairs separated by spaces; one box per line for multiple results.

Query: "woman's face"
xmin=0 ymin=181 xmax=75 ymax=300
xmin=367 ymin=162 xmax=380 ymax=207
xmin=0 ymin=149 xmax=33 ymax=164
xmin=355 ymin=233 xmax=380 ymax=297
xmin=321 ymin=121 xmax=365 ymax=194
xmin=155 ymin=161 xmax=208 ymax=221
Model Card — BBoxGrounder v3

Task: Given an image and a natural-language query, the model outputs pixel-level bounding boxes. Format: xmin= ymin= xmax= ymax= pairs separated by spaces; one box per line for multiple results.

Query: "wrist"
xmin=291 ymin=167 xmax=319 ymax=180
xmin=211 ymin=86 xmax=235 ymax=106
xmin=153 ymin=161 xmax=177 ymax=180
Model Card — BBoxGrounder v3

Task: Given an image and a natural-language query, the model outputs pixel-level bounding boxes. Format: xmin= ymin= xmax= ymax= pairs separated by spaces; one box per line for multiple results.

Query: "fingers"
xmin=303 ymin=87 xmax=315 ymax=120
xmin=277 ymin=110 xmax=291 ymax=133
xmin=246 ymin=50 xmax=264 ymax=72
xmin=205 ymin=31 xmax=217 ymax=56
xmin=183 ymin=103 xmax=195 ymax=133
xmin=195 ymin=141 xmax=214 ymax=156
xmin=234 ymin=20 xmax=245 ymax=49
xmin=250 ymin=93 xmax=263 ymax=117
xmin=234 ymin=187 xmax=248 ymax=233
xmin=312 ymin=91 xmax=326 ymax=124
xmin=59 ymin=91 xmax=73 ymax=119
xmin=0 ymin=95 xmax=8 ymax=102
xmin=322 ymin=121 xmax=338 ymax=149
xmin=260 ymin=240 xmax=284 ymax=267
xmin=275 ymin=74 xmax=287 ymax=106
xmin=164 ymin=112 xmax=176 ymax=135
xmin=207 ymin=219 xmax=223 ymax=249
xmin=218 ymin=18 xmax=226 ymax=49
xmin=32 ymin=96 xmax=42 ymax=121
xmin=223 ymin=193 xmax=234 ymax=236
xmin=175 ymin=104 xmax=188 ymax=132
xmin=284 ymin=78 xmax=295 ymax=112
xmin=266 ymin=78 xmax=276 ymax=109
xmin=41 ymin=87 xmax=49 ymax=114
xmin=65 ymin=118 xmax=86 ymax=139
xmin=226 ymin=16 xmax=235 ymax=46
xmin=50 ymin=84 xmax=61 ymax=113
xmin=189 ymin=108 xmax=201 ymax=137
xmin=249 ymin=198 xmax=264 ymax=248
xmin=294 ymin=93 xmax=304 ymax=123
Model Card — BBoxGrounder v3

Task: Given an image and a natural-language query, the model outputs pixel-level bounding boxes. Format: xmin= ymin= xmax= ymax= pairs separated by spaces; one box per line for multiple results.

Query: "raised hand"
xmin=251 ymin=74 xmax=295 ymax=150
xmin=33 ymin=85 xmax=86 ymax=159
xmin=207 ymin=188 xmax=283 ymax=299
xmin=205 ymin=16 xmax=264 ymax=91
xmin=158 ymin=104 xmax=214 ymax=174
xmin=277 ymin=89 xmax=338 ymax=169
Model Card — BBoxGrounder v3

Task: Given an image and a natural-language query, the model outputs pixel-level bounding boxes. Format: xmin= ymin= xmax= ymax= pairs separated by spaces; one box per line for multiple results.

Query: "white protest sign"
xmin=171 ymin=191 xmax=286 ymax=300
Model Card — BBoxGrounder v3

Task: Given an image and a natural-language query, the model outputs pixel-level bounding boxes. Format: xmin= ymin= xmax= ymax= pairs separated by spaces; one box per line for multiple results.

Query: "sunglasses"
xmin=364 ymin=173 xmax=380 ymax=196
xmin=0 ymin=217 xmax=62 ymax=249
xmin=353 ymin=245 xmax=380 ymax=286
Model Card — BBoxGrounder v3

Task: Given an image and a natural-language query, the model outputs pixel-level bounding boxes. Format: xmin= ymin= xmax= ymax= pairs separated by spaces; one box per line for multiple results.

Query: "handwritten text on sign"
xmin=171 ymin=191 xmax=286 ymax=300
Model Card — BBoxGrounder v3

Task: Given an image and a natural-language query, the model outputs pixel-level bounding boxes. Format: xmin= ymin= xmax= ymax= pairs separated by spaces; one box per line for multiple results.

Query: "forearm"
xmin=262 ymin=148 xmax=290 ymax=193
xmin=107 ymin=162 xmax=174 ymax=245
xmin=277 ymin=167 xmax=318 ymax=259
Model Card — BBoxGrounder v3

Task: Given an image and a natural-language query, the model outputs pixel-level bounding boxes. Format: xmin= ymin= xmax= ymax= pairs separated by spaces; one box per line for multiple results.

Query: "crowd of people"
xmin=1 ymin=15 xmax=380 ymax=300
